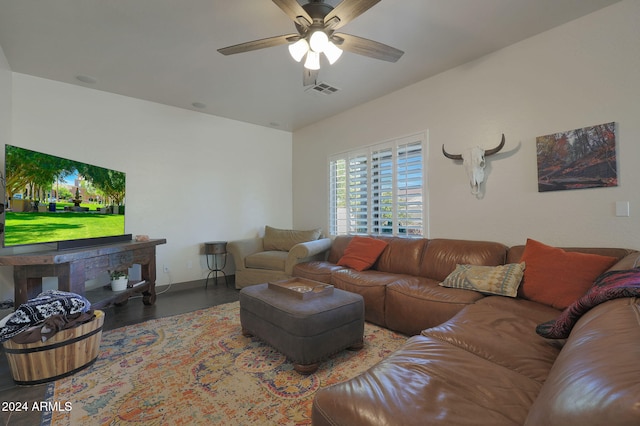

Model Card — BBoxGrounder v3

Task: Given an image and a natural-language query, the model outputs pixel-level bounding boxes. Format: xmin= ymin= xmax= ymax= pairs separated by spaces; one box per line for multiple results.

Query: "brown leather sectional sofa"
xmin=292 ymin=235 xmax=640 ymax=426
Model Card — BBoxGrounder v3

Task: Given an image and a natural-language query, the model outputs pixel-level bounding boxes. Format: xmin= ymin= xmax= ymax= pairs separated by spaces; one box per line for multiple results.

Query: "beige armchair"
xmin=228 ymin=226 xmax=332 ymax=289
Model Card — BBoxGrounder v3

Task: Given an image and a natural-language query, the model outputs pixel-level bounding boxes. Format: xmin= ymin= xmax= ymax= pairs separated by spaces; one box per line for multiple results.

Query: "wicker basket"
xmin=2 ymin=310 xmax=104 ymax=385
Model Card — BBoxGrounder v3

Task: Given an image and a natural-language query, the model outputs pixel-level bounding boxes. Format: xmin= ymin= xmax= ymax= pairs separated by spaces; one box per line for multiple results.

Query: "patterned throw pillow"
xmin=440 ymin=263 xmax=526 ymax=297
xmin=536 ymin=267 xmax=640 ymax=339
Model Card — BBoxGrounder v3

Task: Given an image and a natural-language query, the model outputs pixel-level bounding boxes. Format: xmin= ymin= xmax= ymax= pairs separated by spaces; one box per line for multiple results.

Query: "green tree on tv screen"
xmin=5 ymin=145 xmax=125 ymax=206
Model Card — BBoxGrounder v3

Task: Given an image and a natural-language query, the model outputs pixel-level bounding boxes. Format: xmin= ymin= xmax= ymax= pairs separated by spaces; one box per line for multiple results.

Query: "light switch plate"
xmin=615 ymin=201 xmax=630 ymax=217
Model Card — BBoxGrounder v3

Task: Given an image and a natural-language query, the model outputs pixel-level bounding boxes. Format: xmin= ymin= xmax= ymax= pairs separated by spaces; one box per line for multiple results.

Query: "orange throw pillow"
xmin=337 ymin=236 xmax=389 ymax=272
xmin=519 ymin=239 xmax=618 ymax=310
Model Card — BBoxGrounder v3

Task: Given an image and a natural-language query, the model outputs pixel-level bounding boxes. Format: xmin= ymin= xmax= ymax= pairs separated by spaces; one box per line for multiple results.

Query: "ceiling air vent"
xmin=305 ymin=82 xmax=340 ymax=96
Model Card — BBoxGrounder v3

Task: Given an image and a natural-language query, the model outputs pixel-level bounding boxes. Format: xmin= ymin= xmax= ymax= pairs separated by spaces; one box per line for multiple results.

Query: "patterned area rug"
xmin=44 ymin=301 xmax=406 ymax=425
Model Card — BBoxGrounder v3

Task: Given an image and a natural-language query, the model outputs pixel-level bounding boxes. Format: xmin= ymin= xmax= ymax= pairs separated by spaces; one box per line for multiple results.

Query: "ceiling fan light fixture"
xmin=304 ymin=50 xmax=321 ymax=70
xmin=324 ymin=41 xmax=343 ymax=65
xmin=288 ymin=39 xmax=309 ymax=62
xmin=218 ymin=0 xmax=404 ymax=86
xmin=309 ymin=30 xmax=329 ymax=53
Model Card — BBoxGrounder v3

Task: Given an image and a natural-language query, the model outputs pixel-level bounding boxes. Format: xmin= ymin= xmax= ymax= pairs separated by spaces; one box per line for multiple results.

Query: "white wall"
xmin=0 ymin=45 xmax=12 ymax=301
xmin=293 ymin=0 xmax=640 ymax=250
xmin=0 ymin=73 xmax=292 ymax=300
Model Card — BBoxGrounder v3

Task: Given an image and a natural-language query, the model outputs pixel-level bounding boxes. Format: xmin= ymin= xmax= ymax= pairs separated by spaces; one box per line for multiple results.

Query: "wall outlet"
xmin=187 ymin=260 xmax=193 ymax=269
xmin=163 ymin=265 xmax=170 ymax=273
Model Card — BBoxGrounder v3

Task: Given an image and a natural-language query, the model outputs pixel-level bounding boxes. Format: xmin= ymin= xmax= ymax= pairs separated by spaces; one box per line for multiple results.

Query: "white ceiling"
xmin=0 ymin=0 xmax=620 ymax=131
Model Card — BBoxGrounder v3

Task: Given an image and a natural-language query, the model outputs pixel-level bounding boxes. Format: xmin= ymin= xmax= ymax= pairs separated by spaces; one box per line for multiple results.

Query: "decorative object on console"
xmin=440 ymin=262 xmax=526 ymax=297
xmin=337 ymin=235 xmax=388 ymax=271
xmin=442 ymin=134 xmax=506 ymax=198
xmin=536 ymin=121 xmax=617 ymax=192
xmin=519 ymin=238 xmax=618 ymax=310
xmin=109 ymin=270 xmax=128 ymax=291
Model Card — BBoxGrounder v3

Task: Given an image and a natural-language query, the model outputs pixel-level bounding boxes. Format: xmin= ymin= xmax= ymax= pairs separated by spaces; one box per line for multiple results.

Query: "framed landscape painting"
xmin=536 ymin=122 xmax=617 ymax=192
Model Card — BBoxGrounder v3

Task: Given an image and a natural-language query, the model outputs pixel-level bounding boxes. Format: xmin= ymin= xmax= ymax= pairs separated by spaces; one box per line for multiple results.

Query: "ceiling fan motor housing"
xmin=295 ymin=1 xmax=334 ymax=36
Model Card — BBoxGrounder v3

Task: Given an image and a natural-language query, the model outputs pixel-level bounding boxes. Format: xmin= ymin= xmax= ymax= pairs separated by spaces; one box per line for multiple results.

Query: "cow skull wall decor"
xmin=442 ymin=134 xmax=506 ymax=197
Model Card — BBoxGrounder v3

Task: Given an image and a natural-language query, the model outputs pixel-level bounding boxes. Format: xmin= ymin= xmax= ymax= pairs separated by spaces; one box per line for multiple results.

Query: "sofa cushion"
xmin=375 ymin=237 xmax=428 ymax=276
xmin=314 ymin=334 xmax=542 ymax=426
xmin=331 ymin=268 xmax=398 ymax=326
xmin=245 ymin=250 xmax=288 ymax=271
xmin=385 ymin=277 xmax=484 ymax=334
xmin=519 ymin=239 xmax=617 ymax=310
xmin=337 ymin=236 xmax=388 ymax=271
xmin=292 ymin=261 xmax=345 ymax=284
xmin=424 ymin=296 xmax=562 ymax=383
xmin=263 ymin=225 xmax=321 ymax=251
xmin=440 ymin=263 xmax=525 ymax=297
xmin=419 ymin=239 xmax=508 ymax=282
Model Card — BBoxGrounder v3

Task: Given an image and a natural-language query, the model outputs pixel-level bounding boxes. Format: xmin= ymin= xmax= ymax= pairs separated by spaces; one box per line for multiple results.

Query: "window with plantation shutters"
xmin=329 ymin=133 xmax=427 ymax=237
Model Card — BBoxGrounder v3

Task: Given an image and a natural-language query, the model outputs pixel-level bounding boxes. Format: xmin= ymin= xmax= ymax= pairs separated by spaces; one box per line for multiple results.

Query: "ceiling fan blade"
xmin=333 ymin=33 xmax=404 ymax=62
xmin=218 ymin=34 xmax=298 ymax=55
xmin=303 ymin=68 xmax=319 ymax=86
xmin=272 ymin=0 xmax=313 ymax=27
xmin=324 ymin=0 xmax=381 ymax=30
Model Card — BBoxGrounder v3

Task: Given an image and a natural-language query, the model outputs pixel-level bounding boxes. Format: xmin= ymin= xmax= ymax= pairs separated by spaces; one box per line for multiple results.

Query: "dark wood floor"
xmin=0 ymin=277 xmax=239 ymax=426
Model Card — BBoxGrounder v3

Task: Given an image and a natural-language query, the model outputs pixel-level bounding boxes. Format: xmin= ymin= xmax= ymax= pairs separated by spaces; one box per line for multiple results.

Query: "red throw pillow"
xmin=519 ymin=238 xmax=618 ymax=310
xmin=337 ymin=236 xmax=389 ymax=271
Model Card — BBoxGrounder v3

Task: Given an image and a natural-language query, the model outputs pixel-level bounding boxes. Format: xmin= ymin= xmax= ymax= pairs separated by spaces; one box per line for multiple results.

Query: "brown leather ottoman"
xmin=239 ymin=282 xmax=365 ymax=374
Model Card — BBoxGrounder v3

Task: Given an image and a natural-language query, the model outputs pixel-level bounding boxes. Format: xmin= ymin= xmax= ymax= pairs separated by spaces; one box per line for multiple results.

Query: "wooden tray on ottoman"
xmin=268 ymin=277 xmax=334 ymax=300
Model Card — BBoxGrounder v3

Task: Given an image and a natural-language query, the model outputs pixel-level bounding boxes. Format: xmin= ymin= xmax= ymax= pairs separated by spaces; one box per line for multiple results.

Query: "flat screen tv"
xmin=3 ymin=144 xmax=129 ymax=249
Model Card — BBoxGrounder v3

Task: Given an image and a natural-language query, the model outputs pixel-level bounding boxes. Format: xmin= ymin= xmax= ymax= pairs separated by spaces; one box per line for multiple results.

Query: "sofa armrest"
xmin=285 ymin=238 xmax=332 ymax=275
xmin=227 ymin=238 xmax=264 ymax=272
xmin=525 ymin=298 xmax=640 ymax=426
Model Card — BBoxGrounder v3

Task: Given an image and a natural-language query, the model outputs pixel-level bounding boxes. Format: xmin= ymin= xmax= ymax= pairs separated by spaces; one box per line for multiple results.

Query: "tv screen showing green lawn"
xmin=3 ymin=144 xmax=126 ymax=247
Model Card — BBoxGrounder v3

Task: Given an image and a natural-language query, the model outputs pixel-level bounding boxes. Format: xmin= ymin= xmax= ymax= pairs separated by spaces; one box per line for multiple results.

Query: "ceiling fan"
xmin=217 ymin=0 xmax=404 ymax=86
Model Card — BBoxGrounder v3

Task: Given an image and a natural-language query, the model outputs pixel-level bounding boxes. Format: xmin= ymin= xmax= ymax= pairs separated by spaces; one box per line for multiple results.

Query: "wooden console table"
xmin=0 ymin=239 xmax=166 ymax=309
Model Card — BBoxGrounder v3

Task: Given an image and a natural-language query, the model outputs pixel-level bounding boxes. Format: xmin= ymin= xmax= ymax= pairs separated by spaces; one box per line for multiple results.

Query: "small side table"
xmin=204 ymin=241 xmax=228 ymax=288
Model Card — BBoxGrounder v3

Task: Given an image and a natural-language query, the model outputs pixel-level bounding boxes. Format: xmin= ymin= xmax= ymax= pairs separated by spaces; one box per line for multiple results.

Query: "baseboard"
xmin=156 ymin=275 xmax=236 ymax=293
